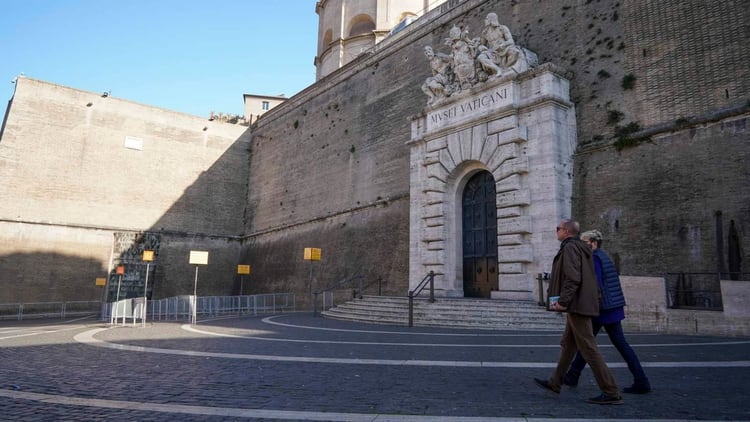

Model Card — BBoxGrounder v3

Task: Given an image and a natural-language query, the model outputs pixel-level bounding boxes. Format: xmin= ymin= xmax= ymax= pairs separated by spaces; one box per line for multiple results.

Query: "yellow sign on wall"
xmin=189 ymin=250 xmax=209 ymax=265
xmin=237 ymin=265 xmax=251 ymax=275
xmin=143 ymin=250 xmax=154 ymax=261
xmin=303 ymin=247 xmax=322 ymax=261
xmin=95 ymin=277 xmax=106 ymax=286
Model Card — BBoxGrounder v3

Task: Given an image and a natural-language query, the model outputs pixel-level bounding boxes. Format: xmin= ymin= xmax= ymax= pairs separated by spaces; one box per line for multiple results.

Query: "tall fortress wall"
xmin=244 ymin=0 xmax=749 ymax=303
xmin=0 ymin=79 xmax=250 ymax=302
xmin=0 ymin=0 xmax=748 ymax=308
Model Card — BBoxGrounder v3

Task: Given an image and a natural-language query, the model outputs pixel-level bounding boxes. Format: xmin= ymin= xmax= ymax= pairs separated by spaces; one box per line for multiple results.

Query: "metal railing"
xmin=101 ymin=293 xmax=296 ymax=323
xmin=0 ymin=301 xmax=102 ymax=321
xmin=408 ymin=271 xmax=435 ymax=327
xmin=664 ymin=272 xmax=741 ymax=311
xmin=313 ymin=274 xmax=364 ymax=316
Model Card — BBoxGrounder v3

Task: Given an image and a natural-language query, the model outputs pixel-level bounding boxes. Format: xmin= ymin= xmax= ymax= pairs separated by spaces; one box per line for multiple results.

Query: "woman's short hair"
xmin=581 ymin=229 xmax=603 ymax=246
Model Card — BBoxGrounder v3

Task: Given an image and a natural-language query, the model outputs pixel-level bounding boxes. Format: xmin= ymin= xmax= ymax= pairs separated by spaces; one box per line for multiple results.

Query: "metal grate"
xmin=664 ymin=272 xmax=723 ymax=311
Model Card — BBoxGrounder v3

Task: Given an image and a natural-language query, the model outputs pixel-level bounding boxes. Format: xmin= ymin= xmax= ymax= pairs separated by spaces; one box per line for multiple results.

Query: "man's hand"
xmin=551 ymin=302 xmax=567 ymax=312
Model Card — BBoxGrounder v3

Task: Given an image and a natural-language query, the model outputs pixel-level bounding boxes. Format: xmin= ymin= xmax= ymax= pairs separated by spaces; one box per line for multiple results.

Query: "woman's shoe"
xmin=623 ymin=384 xmax=651 ymax=394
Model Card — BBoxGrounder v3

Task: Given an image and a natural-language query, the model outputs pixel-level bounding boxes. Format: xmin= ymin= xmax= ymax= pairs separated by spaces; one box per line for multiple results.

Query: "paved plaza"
xmin=1 ymin=313 xmax=749 ymax=421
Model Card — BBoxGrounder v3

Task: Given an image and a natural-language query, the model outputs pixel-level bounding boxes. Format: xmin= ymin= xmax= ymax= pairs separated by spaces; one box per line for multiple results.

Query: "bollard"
xmin=408 ymin=292 xmax=414 ymax=327
xmin=537 ymin=273 xmax=545 ymax=306
xmin=428 ymin=271 xmax=435 ymax=303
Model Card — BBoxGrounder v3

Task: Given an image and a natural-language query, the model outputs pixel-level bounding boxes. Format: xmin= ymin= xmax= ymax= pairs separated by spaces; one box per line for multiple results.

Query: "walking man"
xmin=533 ymin=219 xmax=623 ymax=404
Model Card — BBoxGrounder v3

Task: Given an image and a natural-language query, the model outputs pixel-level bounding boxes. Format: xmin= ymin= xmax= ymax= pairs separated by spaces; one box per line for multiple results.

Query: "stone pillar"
xmin=408 ymin=64 xmax=576 ymax=300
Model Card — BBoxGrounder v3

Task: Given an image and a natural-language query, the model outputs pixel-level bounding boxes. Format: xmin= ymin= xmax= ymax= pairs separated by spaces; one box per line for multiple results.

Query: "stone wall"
xmin=573 ymin=116 xmax=749 ymax=277
xmin=241 ymin=202 xmax=410 ymax=309
xmin=243 ymin=0 xmax=749 ymax=303
xmin=0 ymin=78 xmax=249 ymax=303
xmin=240 ymin=0 xmax=438 ymax=308
xmin=621 ymin=276 xmax=750 ymax=337
xmin=0 ymin=222 xmax=112 ymax=303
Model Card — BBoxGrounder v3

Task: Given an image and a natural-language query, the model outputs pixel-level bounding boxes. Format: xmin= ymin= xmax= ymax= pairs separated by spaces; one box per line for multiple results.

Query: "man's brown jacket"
xmin=548 ymin=237 xmax=599 ymax=316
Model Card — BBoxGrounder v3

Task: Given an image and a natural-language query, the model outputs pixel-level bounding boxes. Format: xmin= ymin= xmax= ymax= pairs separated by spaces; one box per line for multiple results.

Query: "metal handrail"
xmin=408 ymin=271 xmax=435 ymax=327
xmin=313 ymin=273 xmax=364 ymax=316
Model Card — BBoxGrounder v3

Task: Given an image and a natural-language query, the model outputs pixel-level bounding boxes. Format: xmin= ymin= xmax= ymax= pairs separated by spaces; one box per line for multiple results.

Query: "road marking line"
xmin=261 ymin=315 xmax=563 ymax=336
xmin=0 ymin=388 xmax=735 ymax=422
xmin=260 ymin=315 xmax=750 ymax=347
xmin=184 ymin=323 xmax=750 ymax=348
xmin=0 ymin=324 xmax=91 ymax=341
xmin=73 ymin=328 xmax=750 ymax=368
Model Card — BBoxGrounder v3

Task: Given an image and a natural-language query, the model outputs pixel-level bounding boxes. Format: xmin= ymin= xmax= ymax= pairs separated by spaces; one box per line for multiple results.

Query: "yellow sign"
xmin=95 ymin=277 xmax=106 ymax=286
xmin=237 ymin=264 xmax=251 ymax=275
xmin=304 ymin=247 xmax=322 ymax=261
xmin=143 ymin=250 xmax=154 ymax=261
xmin=189 ymin=250 xmax=209 ymax=265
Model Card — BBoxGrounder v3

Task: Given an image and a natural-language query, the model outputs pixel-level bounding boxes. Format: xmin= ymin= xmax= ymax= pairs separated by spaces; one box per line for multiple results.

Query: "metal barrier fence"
xmin=101 ymin=293 xmax=296 ymax=323
xmin=0 ymin=301 xmax=102 ymax=321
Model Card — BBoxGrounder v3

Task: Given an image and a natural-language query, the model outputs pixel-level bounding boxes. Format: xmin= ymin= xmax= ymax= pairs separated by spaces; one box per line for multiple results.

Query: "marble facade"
xmin=409 ymin=64 xmax=576 ymax=300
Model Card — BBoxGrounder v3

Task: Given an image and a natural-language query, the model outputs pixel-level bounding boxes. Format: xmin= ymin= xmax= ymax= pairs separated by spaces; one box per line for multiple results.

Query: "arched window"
xmin=348 ymin=14 xmax=375 ymax=37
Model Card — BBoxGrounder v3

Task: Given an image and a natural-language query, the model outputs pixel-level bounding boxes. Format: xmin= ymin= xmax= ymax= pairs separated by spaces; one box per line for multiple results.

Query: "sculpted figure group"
xmin=421 ymin=13 xmax=532 ymax=105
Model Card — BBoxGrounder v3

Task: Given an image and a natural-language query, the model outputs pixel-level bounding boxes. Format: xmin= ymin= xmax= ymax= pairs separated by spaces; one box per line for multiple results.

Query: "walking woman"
xmin=562 ymin=229 xmax=652 ymax=394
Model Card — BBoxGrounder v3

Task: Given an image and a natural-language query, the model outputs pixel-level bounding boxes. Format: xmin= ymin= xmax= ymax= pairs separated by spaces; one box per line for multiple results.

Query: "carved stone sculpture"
xmin=421 ymin=46 xmax=454 ymax=105
xmin=445 ymin=25 xmax=478 ymax=91
xmin=476 ymin=12 xmax=521 ymax=79
xmin=421 ymin=13 xmax=536 ymax=105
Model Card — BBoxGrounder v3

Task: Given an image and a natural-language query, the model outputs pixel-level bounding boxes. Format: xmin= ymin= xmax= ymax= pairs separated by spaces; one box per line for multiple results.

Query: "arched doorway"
xmin=462 ymin=170 xmax=498 ymax=298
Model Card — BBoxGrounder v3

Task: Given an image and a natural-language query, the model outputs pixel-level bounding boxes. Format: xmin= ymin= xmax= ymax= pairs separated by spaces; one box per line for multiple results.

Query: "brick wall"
xmin=0 ymin=78 xmax=249 ymax=303
xmin=573 ymin=116 xmax=749 ymax=276
xmin=242 ymin=0 xmax=749 ymax=302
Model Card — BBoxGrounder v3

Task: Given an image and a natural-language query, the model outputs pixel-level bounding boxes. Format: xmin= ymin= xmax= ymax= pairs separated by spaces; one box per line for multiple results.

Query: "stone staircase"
xmin=321 ymin=295 xmax=567 ymax=331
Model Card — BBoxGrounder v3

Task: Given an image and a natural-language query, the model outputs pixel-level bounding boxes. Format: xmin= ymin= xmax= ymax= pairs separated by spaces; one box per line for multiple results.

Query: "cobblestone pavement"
xmin=1 ymin=313 xmax=749 ymax=421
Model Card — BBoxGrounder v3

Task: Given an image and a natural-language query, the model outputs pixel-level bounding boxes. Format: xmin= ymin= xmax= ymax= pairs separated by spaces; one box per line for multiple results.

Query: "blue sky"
xmin=1 ymin=1 xmax=318 ymax=119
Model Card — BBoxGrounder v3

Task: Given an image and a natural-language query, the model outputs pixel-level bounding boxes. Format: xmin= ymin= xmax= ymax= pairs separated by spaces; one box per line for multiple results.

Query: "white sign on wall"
xmin=124 ymin=136 xmax=144 ymax=151
xmin=189 ymin=250 xmax=209 ymax=265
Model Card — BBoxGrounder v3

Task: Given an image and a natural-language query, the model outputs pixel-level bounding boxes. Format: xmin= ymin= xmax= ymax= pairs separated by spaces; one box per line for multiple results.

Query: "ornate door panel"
xmin=462 ymin=171 xmax=498 ymax=298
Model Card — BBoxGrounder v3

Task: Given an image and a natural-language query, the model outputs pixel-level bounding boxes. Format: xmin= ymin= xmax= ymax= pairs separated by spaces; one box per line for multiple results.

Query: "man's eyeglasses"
xmin=556 ymin=226 xmax=565 ymax=231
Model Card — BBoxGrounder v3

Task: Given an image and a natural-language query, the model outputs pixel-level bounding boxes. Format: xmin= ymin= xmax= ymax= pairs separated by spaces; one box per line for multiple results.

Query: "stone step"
xmin=321 ymin=295 xmax=566 ymax=331
xmin=330 ymin=302 xmax=560 ymax=321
